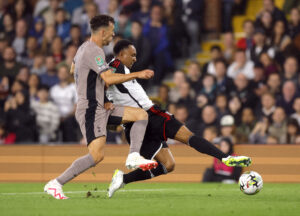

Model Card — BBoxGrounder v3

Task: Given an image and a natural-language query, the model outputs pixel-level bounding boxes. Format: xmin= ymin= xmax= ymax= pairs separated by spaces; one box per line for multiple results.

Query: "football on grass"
xmin=239 ymin=171 xmax=263 ymax=195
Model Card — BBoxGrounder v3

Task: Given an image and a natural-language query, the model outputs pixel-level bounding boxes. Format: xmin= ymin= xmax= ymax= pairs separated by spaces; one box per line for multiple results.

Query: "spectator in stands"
xmin=261 ymin=0 xmax=287 ymax=25
xmin=228 ymin=96 xmax=242 ymax=120
xmin=199 ymin=74 xmax=216 ymax=104
xmin=291 ymin=97 xmax=300 ymax=126
xmin=129 ymin=20 xmax=151 ymax=72
xmin=222 ymin=32 xmax=235 ymax=62
xmin=250 ymin=28 xmax=275 ymax=62
xmin=268 ymin=107 xmax=287 ymax=144
xmin=0 ymin=121 xmax=16 ymax=144
xmin=286 ymin=118 xmax=299 ymax=144
xmin=259 ymin=52 xmax=278 ymax=79
xmin=255 ymin=10 xmax=273 ymax=39
xmin=143 ymin=4 xmax=173 ymax=85
xmin=107 ymin=0 xmax=121 ymax=21
xmin=267 ymin=73 xmax=281 ymax=97
xmin=203 ymin=45 xmax=223 ymax=75
xmin=198 ymin=105 xmax=218 ymax=136
xmin=177 ymin=82 xmax=196 ymax=112
xmin=230 ymin=73 xmax=257 ymax=109
xmin=252 ymin=62 xmax=268 ymax=98
xmin=77 ymin=2 xmax=98 ymax=37
xmin=31 ymin=85 xmax=60 ymax=143
xmin=163 ymin=0 xmax=189 ymax=59
xmin=289 ymin=8 xmax=300 ymax=39
xmin=266 ymin=135 xmax=278 ymax=144
xmin=10 ymin=79 xmax=27 ymax=96
xmin=180 ymin=0 xmax=204 ymax=55
xmin=216 ymin=115 xmax=236 ymax=144
xmin=57 ymin=44 xmax=77 ymax=70
xmin=39 ymin=55 xmax=59 ymax=88
xmin=186 ymin=60 xmax=202 ymax=93
xmin=195 ymin=94 xmax=208 ymax=111
xmin=50 ymin=65 xmax=77 ymax=142
xmin=16 ymin=66 xmax=30 ymax=84
xmin=8 ymin=0 xmax=32 ymax=24
xmin=39 ymin=0 xmax=60 ymax=25
xmin=282 ymin=56 xmax=299 ymax=84
xmin=55 ymin=8 xmax=71 ymax=42
xmin=169 ymin=70 xmax=186 ymax=103
xmin=228 ymin=49 xmax=254 ymax=80
xmin=257 ymin=92 xmax=276 ymax=122
xmin=51 ymin=36 xmax=64 ymax=63
xmin=31 ymin=53 xmax=46 ymax=75
xmin=271 ymin=20 xmax=292 ymax=59
xmin=115 ymin=10 xmax=132 ymax=38
xmin=131 ymin=0 xmax=152 ymax=25
xmin=277 ymin=81 xmax=297 ymax=115
xmin=41 ymin=25 xmax=56 ymax=55
xmin=0 ymin=47 xmax=23 ymax=82
xmin=215 ymin=59 xmax=234 ymax=96
xmin=12 ymin=19 xmax=27 ymax=59
xmin=65 ymin=25 xmax=83 ymax=47
xmin=236 ymin=19 xmax=255 ymax=51
xmin=29 ymin=16 xmax=45 ymax=45
xmin=20 ymin=36 xmax=38 ymax=67
xmin=203 ymin=138 xmax=241 ymax=182
xmin=2 ymin=13 xmax=15 ymax=43
xmin=236 ymin=107 xmax=256 ymax=143
xmin=157 ymin=84 xmax=170 ymax=110
xmin=249 ymin=117 xmax=269 ymax=144
xmin=203 ymin=126 xmax=218 ymax=143
xmin=4 ymin=90 xmax=36 ymax=142
xmin=215 ymin=94 xmax=229 ymax=121
xmin=28 ymin=73 xmax=40 ymax=101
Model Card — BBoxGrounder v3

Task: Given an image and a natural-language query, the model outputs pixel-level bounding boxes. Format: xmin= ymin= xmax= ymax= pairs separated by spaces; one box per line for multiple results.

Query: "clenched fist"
xmin=137 ymin=69 xmax=154 ymax=79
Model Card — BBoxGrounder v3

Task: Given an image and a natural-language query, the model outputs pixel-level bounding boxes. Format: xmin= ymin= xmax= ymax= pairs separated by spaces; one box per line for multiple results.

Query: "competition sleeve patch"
xmin=95 ymin=55 xmax=109 ymax=73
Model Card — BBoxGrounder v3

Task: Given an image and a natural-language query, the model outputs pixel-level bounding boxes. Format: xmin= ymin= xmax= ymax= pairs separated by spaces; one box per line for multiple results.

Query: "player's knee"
xmin=90 ymin=152 xmax=104 ymax=164
xmin=165 ymin=161 xmax=175 ymax=173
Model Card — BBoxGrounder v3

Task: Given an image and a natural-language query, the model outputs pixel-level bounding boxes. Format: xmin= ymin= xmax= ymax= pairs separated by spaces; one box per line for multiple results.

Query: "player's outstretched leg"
xmin=122 ymin=107 xmax=158 ymax=170
xmin=107 ymin=148 xmax=175 ymax=198
xmin=44 ymin=137 xmax=105 ymax=199
xmin=174 ymin=126 xmax=252 ymax=167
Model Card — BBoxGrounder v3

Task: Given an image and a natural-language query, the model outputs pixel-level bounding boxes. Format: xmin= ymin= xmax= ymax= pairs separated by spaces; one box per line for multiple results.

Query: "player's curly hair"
xmin=113 ymin=39 xmax=133 ymax=55
xmin=90 ymin=15 xmax=115 ymax=32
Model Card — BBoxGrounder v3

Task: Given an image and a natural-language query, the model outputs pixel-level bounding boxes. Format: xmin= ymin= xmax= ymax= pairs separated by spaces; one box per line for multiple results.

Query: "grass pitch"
xmin=0 ymin=182 xmax=299 ymax=216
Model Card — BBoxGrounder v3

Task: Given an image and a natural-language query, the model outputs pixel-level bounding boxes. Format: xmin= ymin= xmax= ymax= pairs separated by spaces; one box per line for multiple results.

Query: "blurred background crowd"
xmin=0 ymin=0 xmax=300 ymax=145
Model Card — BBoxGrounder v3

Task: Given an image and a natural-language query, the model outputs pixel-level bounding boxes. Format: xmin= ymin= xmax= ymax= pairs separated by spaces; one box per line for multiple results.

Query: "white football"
xmin=239 ymin=171 xmax=263 ymax=195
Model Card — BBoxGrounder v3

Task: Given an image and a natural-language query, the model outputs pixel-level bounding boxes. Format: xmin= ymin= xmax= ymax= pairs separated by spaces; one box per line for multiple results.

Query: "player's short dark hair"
xmin=90 ymin=15 xmax=115 ymax=32
xmin=113 ymin=39 xmax=134 ymax=55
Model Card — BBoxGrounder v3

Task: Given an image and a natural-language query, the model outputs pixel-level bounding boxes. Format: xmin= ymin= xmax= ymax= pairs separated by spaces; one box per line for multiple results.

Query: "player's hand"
xmin=104 ymin=102 xmax=115 ymax=111
xmin=137 ymin=70 xmax=154 ymax=79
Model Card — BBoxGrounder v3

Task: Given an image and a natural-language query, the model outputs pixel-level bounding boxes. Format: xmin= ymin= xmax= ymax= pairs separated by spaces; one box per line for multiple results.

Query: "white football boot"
xmin=44 ymin=179 xmax=69 ymax=200
xmin=107 ymin=169 xmax=124 ymax=198
xmin=125 ymin=152 xmax=158 ymax=171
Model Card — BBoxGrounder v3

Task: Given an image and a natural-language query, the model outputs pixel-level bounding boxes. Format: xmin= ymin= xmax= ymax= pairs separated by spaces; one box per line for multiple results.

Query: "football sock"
xmin=123 ymin=162 xmax=167 ymax=184
xmin=188 ymin=136 xmax=228 ymax=160
xmin=129 ymin=120 xmax=148 ymax=153
xmin=56 ymin=153 xmax=95 ymax=185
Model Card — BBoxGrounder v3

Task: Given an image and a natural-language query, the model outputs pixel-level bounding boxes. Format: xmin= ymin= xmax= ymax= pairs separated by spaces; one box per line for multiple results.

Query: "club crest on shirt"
xmin=95 ymin=55 xmax=104 ymax=66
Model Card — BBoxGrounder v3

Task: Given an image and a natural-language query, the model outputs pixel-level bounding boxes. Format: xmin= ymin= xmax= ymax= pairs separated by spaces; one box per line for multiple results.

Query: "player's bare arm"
xmin=100 ymin=69 xmax=154 ymax=87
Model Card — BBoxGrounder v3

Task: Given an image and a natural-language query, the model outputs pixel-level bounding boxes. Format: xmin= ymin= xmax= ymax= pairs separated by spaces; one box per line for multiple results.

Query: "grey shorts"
xmin=76 ymin=105 xmax=124 ymax=145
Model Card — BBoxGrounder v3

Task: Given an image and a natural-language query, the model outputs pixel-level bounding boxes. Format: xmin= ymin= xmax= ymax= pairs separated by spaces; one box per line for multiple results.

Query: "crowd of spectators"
xmin=0 ymin=0 xmax=300 ymax=145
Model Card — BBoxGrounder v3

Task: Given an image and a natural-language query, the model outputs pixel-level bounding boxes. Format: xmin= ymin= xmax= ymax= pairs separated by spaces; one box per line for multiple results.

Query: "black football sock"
xmin=123 ymin=162 xmax=168 ymax=184
xmin=188 ymin=136 xmax=228 ymax=160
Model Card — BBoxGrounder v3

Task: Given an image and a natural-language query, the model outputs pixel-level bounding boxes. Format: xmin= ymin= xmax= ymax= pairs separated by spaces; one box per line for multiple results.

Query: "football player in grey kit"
xmin=44 ymin=15 xmax=158 ymax=200
xmin=106 ymin=40 xmax=252 ymax=198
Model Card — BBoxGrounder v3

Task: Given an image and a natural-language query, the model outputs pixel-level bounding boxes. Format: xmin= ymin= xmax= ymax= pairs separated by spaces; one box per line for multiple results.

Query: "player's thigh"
xmin=121 ymin=106 xmax=148 ymax=123
xmin=174 ymin=125 xmax=194 ymax=144
xmin=88 ymin=136 xmax=106 ymax=164
xmin=154 ymin=148 xmax=175 ymax=172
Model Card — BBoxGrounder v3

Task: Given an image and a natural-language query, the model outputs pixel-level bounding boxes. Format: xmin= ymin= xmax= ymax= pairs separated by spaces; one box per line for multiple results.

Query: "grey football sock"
xmin=56 ymin=153 xmax=95 ymax=185
xmin=129 ymin=119 xmax=148 ymax=153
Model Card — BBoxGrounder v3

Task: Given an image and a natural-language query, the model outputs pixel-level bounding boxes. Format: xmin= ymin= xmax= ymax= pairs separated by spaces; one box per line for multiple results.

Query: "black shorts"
xmin=124 ymin=105 xmax=183 ymax=159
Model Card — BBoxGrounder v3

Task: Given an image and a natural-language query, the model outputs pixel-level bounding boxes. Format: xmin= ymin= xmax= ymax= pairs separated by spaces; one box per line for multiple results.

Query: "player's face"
xmin=121 ymin=45 xmax=137 ymax=69
xmin=102 ymin=22 xmax=115 ymax=45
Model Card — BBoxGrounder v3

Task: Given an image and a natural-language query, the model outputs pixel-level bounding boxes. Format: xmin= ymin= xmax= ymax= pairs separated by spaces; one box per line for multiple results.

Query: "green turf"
xmin=0 ymin=182 xmax=299 ymax=216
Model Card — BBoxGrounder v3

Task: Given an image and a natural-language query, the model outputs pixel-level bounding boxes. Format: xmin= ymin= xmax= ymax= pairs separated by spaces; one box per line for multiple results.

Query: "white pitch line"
xmin=0 ymin=188 xmax=172 ymax=196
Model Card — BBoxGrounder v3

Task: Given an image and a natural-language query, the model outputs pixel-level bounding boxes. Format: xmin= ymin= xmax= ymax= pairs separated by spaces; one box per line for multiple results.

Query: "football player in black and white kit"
xmin=106 ymin=40 xmax=252 ymax=198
